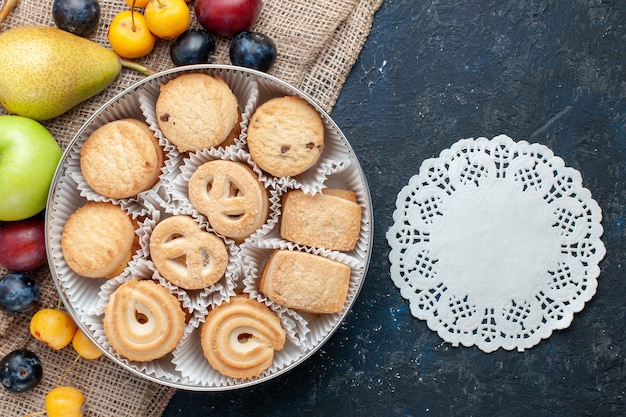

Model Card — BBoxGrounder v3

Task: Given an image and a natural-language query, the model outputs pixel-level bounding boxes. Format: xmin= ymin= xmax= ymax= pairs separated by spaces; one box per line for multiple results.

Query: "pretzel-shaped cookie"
xmin=149 ymin=215 xmax=228 ymax=290
xmin=188 ymin=160 xmax=269 ymax=242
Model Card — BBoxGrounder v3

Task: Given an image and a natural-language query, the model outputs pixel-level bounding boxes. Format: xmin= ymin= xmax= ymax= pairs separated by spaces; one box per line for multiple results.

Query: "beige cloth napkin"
xmin=0 ymin=0 xmax=383 ymax=415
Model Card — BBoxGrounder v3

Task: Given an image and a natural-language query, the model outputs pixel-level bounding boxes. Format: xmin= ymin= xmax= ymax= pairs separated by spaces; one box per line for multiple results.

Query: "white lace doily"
xmin=386 ymin=135 xmax=606 ymax=352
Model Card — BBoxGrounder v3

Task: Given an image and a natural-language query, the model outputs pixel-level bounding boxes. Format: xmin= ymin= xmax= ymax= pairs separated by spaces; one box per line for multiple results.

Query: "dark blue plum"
xmin=0 ymin=349 xmax=43 ymax=393
xmin=52 ymin=0 xmax=101 ymax=37
xmin=0 ymin=272 xmax=39 ymax=314
xmin=170 ymin=29 xmax=216 ymax=66
xmin=229 ymin=31 xmax=277 ymax=72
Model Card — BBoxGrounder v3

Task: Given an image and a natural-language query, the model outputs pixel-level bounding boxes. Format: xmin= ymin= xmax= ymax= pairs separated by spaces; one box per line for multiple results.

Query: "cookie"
xmin=103 ymin=279 xmax=186 ymax=362
xmin=247 ymin=96 xmax=324 ymax=178
xmin=259 ymin=250 xmax=351 ymax=314
xmin=200 ymin=295 xmax=286 ymax=379
xmin=61 ymin=202 xmax=137 ymax=278
xmin=188 ymin=160 xmax=269 ymax=242
xmin=280 ymin=188 xmax=362 ymax=251
xmin=156 ymin=73 xmax=240 ymax=152
xmin=80 ymin=118 xmax=163 ymax=199
xmin=149 ymin=215 xmax=228 ymax=290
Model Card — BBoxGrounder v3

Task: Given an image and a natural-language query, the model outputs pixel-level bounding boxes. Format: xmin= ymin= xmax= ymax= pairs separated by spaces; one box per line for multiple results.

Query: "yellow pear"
xmin=0 ymin=25 xmax=151 ymax=121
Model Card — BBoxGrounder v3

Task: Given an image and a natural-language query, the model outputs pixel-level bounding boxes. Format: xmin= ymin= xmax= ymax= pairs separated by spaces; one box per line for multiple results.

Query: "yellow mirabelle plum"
xmin=29 ymin=308 xmax=77 ymax=350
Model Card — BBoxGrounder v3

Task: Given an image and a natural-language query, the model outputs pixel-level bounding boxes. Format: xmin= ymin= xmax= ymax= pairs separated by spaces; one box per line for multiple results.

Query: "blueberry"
xmin=229 ymin=31 xmax=277 ymax=72
xmin=1 ymin=349 xmax=43 ymax=393
xmin=52 ymin=0 xmax=101 ymax=37
xmin=170 ymin=29 xmax=216 ymax=66
xmin=0 ymin=272 xmax=39 ymax=314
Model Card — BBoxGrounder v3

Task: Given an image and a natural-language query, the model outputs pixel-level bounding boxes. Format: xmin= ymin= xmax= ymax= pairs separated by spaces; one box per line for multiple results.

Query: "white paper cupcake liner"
xmin=239 ymin=242 xmax=362 ymax=350
xmin=171 ymin=294 xmax=305 ymax=387
xmin=83 ymin=309 xmax=186 ymax=384
xmin=241 ymin=85 xmax=353 ymax=193
xmin=170 ymin=148 xmax=283 ymax=245
xmin=263 ymin=165 xmax=372 ymax=265
xmin=139 ymin=66 xmax=259 ymax=157
xmin=47 ymin=176 xmax=145 ymax=316
xmin=138 ymin=211 xmax=238 ymax=312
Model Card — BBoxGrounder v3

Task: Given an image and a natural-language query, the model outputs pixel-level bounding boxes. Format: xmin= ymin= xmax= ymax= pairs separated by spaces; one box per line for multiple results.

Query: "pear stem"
xmin=0 ymin=0 xmax=19 ymax=31
xmin=119 ymin=57 xmax=156 ymax=76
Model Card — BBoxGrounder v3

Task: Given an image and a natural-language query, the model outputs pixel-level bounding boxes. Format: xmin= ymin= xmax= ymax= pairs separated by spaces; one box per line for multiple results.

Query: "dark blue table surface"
xmin=163 ymin=1 xmax=626 ymax=415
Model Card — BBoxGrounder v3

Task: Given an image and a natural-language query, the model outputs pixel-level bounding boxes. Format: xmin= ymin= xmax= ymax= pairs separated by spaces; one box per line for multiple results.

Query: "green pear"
xmin=0 ymin=25 xmax=151 ymax=121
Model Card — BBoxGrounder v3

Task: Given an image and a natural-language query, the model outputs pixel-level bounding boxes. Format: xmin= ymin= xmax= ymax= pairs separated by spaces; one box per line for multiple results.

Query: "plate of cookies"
xmin=46 ymin=65 xmax=373 ymax=390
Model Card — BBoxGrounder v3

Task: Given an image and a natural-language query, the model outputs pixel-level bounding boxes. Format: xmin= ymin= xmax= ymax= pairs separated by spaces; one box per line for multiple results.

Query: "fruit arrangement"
xmin=106 ymin=0 xmax=275 ymax=70
xmin=0 ymin=271 xmax=102 ymax=415
xmin=0 ymin=272 xmax=102 ymax=415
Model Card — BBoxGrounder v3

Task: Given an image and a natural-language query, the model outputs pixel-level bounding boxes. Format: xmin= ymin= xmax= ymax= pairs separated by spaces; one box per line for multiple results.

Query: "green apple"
xmin=0 ymin=115 xmax=62 ymax=221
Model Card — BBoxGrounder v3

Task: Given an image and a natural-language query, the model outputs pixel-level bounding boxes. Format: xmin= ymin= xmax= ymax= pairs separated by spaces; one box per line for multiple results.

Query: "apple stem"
xmin=119 ymin=58 xmax=156 ymax=76
xmin=0 ymin=0 xmax=19 ymax=31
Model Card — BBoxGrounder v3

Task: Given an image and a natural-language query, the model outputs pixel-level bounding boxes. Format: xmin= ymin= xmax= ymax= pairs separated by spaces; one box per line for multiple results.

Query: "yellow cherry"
xmin=30 ymin=308 xmax=77 ymax=350
xmin=144 ymin=0 xmax=190 ymax=40
xmin=108 ymin=10 xmax=156 ymax=59
xmin=46 ymin=386 xmax=85 ymax=417
xmin=72 ymin=328 xmax=103 ymax=360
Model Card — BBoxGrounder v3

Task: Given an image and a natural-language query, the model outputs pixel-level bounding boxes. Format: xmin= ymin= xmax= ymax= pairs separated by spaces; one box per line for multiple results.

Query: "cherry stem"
xmin=54 ymin=353 xmax=81 ymax=387
xmin=131 ymin=9 xmax=136 ymax=32
xmin=119 ymin=57 xmax=156 ymax=76
xmin=20 ymin=352 xmax=84 ymax=417
xmin=0 ymin=0 xmax=19 ymax=31
xmin=21 ymin=411 xmax=46 ymax=417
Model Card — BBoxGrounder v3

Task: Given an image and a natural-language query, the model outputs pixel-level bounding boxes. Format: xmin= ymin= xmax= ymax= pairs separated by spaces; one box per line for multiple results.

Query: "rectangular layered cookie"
xmin=280 ymin=189 xmax=361 ymax=251
xmin=259 ymin=250 xmax=351 ymax=314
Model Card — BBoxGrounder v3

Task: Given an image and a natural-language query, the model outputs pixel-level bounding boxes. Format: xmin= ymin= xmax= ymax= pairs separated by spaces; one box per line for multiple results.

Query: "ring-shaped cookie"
xmin=188 ymin=160 xmax=269 ymax=242
xmin=200 ymin=296 xmax=286 ymax=379
xmin=150 ymin=215 xmax=228 ymax=290
xmin=103 ymin=280 xmax=185 ymax=362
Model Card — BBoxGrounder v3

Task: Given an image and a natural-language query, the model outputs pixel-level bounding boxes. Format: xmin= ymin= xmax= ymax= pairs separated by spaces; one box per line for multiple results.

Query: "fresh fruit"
xmin=0 ymin=349 xmax=43 ymax=393
xmin=0 ymin=216 xmax=47 ymax=271
xmin=195 ymin=0 xmax=262 ymax=37
xmin=125 ymin=0 xmax=150 ymax=7
xmin=229 ymin=31 xmax=276 ymax=72
xmin=46 ymin=386 xmax=85 ymax=417
xmin=52 ymin=0 xmax=101 ymax=37
xmin=0 ymin=272 xmax=39 ymax=314
xmin=0 ymin=115 xmax=63 ymax=221
xmin=108 ymin=10 xmax=156 ymax=59
xmin=170 ymin=29 xmax=216 ymax=66
xmin=30 ymin=308 xmax=78 ymax=350
xmin=0 ymin=25 xmax=152 ymax=121
xmin=72 ymin=328 xmax=103 ymax=360
xmin=144 ymin=0 xmax=190 ymax=40
xmin=0 ymin=25 xmax=147 ymax=121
